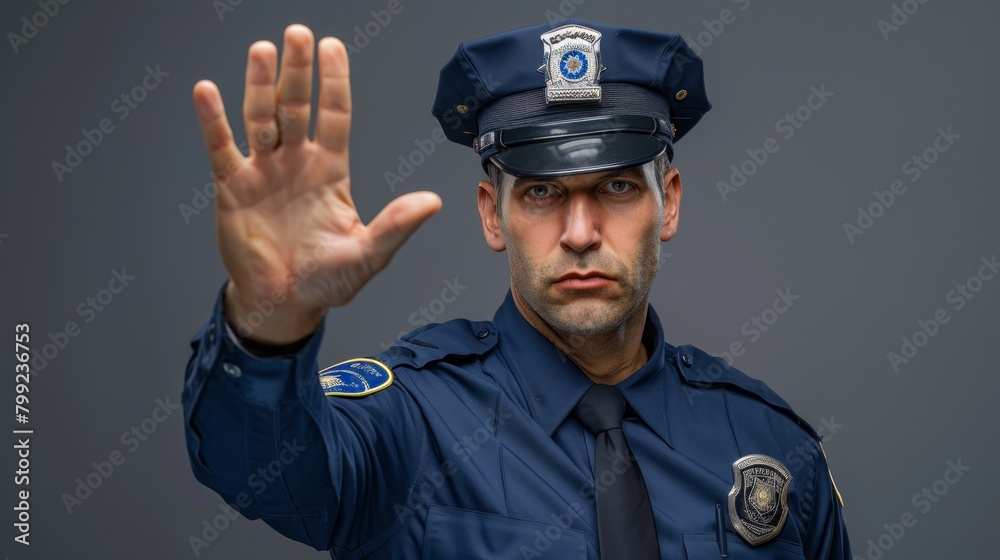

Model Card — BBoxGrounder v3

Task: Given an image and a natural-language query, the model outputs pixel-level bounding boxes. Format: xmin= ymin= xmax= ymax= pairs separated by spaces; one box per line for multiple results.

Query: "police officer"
xmin=185 ymin=19 xmax=850 ymax=559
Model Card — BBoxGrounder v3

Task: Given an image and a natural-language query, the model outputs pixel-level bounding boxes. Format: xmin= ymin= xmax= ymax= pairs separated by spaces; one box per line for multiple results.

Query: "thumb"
xmin=367 ymin=190 xmax=442 ymax=265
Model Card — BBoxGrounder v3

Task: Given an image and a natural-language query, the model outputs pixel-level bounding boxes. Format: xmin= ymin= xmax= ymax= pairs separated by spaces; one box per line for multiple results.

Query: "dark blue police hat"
xmin=432 ymin=19 xmax=711 ymax=177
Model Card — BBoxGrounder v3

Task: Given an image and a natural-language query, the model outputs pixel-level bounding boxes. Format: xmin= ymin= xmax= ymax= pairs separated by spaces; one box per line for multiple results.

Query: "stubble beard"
xmin=507 ymin=232 xmax=661 ymax=337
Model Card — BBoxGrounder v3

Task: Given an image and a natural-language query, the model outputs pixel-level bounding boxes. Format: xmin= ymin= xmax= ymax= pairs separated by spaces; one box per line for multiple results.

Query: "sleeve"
xmin=181 ymin=281 xmax=429 ymax=552
xmin=802 ymin=440 xmax=852 ymax=560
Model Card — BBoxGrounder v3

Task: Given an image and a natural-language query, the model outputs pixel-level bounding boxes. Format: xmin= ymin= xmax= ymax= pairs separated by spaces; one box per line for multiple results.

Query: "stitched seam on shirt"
xmin=269 ymin=404 xmax=321 ymax=547
xmin=491 ymin=371 xmax=510 ymax=516
xmin=497 ymin=439 xmax=598 ymax=535
xmin=291 ymin=356 xmax=346 ymax=552
xmin=475 ymin=356 xmax=511 ymax=516
xmin=800 ymin=438 xmax=821 ymax=538
xmin=356 ymin=389 xmax=432 ymax=556
xmin=721 ymin=388 xmax=745 ymax=457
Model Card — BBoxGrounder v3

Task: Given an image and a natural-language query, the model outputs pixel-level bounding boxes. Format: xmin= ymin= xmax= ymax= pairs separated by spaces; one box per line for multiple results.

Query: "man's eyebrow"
xmin=604 ymin=168 xmax=645 ymax=180
xmin=511 ymin=176 xmax=547 ymax=186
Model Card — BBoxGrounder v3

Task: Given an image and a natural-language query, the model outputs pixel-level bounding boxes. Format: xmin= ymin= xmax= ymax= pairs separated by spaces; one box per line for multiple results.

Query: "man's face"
xmin=479 ymin=161 xmax=681 ymax=337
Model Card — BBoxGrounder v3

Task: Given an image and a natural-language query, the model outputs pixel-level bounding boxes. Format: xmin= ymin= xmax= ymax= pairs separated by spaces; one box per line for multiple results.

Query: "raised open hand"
xmin=192 ymin=25 xmax=441 ymax=343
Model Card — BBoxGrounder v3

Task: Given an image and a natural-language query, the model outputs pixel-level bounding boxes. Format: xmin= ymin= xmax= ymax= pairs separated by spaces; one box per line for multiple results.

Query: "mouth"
xmin=552 ymin=271 xmax=615 ymax=290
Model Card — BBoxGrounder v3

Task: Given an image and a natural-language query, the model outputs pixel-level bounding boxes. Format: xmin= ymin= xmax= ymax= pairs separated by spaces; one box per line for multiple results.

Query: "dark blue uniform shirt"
xmin=183 ymin=283 xmax=850 ymax=559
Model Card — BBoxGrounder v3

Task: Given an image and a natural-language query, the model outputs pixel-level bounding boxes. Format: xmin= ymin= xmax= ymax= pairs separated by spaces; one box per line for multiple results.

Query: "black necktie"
xmin=575 ymin=384 xmax=660 ymax=559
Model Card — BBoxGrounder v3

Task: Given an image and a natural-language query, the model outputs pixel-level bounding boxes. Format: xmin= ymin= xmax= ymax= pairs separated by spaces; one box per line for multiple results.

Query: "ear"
xmin=477 ymin=180 xmax=507 ymax=252
xmin=660 ymin=166 xmax=683 ymax=242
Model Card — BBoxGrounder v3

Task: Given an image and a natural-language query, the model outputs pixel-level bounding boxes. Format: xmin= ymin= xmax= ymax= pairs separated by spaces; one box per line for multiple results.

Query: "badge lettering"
xmin=318 ymin=358 xmax=394 ymax=397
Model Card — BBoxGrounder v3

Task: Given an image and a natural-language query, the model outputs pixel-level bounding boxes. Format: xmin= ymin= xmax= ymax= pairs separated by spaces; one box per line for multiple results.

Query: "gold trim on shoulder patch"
xmin=728 ymin=454 xmax=792 ymax=546
xmin=317 ymin=358 xmax=394 ymax=397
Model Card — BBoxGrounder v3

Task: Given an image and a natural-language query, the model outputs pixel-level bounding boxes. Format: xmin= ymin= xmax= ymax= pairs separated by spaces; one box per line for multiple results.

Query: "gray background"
xmin=1 ymin=0 xmax=997 ymax=557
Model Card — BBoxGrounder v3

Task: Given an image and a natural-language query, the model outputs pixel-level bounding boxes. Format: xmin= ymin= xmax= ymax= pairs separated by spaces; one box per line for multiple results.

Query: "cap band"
xmin=477 ymin=84 xmax=671 ymax=132
xmin=476 ymin=115 xmax=664 ymax=154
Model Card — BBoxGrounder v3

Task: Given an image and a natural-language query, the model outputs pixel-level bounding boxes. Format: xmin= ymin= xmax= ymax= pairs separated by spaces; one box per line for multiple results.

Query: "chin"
xmin=541 ymin=297 xmax=630 ymax=336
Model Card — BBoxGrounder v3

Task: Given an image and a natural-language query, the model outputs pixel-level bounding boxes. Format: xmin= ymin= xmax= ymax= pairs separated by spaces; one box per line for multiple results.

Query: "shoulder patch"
xmin=318 ymin=358 xmax=394 ymax=397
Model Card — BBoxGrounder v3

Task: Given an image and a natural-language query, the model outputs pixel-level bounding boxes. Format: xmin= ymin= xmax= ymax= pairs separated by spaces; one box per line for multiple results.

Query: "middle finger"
xmin=275 ymin=24 xmax=315 ymax=148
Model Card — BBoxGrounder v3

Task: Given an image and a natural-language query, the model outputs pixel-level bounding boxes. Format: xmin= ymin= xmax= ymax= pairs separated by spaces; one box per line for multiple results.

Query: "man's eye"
xmin=604 ymin=180 xmax=634 ymax=194
xmin=528 ymin=184 xmax=554 ymax=198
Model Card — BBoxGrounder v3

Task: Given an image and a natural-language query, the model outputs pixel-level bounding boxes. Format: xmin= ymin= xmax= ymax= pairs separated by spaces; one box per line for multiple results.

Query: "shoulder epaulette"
xmin=673 ymin=344 xmax=821 ymax=441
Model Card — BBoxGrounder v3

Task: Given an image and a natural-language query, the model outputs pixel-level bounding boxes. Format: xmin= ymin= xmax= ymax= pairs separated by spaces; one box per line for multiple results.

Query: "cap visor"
xmin=490 ymin=133 xmax=668 ymax=178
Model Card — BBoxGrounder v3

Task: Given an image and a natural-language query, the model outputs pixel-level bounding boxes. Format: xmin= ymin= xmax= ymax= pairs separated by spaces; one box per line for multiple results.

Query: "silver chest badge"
xmin=538 ymin=24 xmax=606 ymax=103
xmin=728 ymin=454 xmax=792 ymax=546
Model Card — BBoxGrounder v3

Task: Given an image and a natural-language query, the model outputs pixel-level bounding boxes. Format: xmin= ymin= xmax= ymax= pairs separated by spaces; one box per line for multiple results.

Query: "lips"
xmin=553 ymin=271 xmax=614 ymax=290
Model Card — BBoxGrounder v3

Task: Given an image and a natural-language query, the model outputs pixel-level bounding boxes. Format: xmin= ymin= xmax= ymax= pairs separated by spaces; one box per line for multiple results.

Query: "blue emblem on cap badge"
xmin=318 ymin=358 xmax=394 ymax=397
xmin=728 ymin=454 xmax=792 ymax=546
xmin=559 ymin=50 xmax=589 ymax=80
xmin=538 ymin=24 xmax=606 ymax=103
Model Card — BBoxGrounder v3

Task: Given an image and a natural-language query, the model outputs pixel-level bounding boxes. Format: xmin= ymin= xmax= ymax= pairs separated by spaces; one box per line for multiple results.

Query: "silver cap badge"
xmin=538 ymin=24 xmax=606 ymax=103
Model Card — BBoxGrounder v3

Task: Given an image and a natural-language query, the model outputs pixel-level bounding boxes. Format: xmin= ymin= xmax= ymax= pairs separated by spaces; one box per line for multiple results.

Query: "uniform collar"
xmin=493 ymin=290 xmax=672 ymax=446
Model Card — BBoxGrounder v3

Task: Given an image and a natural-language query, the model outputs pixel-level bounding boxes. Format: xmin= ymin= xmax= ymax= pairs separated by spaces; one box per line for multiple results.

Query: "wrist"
xmin=223 ymin=281 xmax=326 ymax=345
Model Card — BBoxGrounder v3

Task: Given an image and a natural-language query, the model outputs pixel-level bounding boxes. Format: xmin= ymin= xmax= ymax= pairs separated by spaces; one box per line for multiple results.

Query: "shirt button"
xmin=681 ymin=353 xmax=693 ymax=367
xmin=207 ymin=322 xmax=216 ymax=344
xmin=476 ymin=328 xmax=490 ymax=339
xmin=223 ymin=362 xmax=242 ymax=378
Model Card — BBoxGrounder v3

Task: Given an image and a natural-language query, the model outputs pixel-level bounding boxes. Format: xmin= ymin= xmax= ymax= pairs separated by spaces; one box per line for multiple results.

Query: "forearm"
xmin=182 ymin=281 xmax=425 ymax=551
xmin=182 ymin=281 xmax=337 ymax=549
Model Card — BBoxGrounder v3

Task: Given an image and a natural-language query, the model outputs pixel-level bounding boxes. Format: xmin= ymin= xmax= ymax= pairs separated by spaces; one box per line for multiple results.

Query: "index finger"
xmin=193 ymin=80 xmax=245 ymax=176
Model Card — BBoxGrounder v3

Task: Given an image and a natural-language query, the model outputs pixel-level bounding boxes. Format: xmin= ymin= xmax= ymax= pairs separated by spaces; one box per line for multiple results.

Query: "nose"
xmin=559 ymin=196 xmax=602 ymax=253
